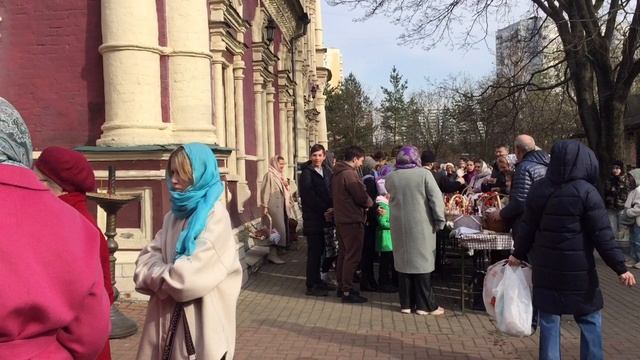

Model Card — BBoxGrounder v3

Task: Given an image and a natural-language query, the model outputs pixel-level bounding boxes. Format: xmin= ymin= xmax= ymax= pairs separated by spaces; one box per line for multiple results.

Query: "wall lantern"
xmin=310 ymin=84 xmax=319 ymax=99
xmin=265 ymin=18 xmax=276 ymax=44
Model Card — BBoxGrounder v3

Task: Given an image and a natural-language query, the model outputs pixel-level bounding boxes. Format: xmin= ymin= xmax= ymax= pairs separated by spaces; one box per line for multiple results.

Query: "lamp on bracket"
xmin=310 ymin=83 xmax=319 ymax=99
xmin=265 ymin=18 xmax=276 ymax=44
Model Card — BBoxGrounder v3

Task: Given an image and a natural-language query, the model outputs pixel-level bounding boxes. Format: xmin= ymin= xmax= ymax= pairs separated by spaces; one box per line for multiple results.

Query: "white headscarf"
xmin=0 ymin=97 xmax=33 ymax=168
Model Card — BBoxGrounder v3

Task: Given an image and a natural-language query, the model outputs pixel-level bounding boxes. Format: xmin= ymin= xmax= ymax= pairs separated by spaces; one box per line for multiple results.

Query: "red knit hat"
xmin=34 ymin=147 xmax=96 ymax=193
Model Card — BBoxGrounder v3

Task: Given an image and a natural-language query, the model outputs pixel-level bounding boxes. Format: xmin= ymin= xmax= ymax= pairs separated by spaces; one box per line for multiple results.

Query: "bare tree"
xmin=329 ymin=0 xmax=640 ymax=179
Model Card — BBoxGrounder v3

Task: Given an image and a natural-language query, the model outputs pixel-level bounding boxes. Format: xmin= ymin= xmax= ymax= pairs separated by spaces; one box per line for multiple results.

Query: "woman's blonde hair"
xmin=167 ymin=146 xmax=194 ymax=186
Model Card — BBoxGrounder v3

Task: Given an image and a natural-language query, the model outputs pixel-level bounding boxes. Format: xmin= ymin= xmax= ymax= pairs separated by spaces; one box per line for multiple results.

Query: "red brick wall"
xmin=0 ymin=0 xmax=104 ymax=150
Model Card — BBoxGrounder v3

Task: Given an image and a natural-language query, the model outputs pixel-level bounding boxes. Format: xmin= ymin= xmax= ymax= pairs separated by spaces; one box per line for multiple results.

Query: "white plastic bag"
xmin=494 ymin=265 xmax=533 ymax=337
xmin=483 ymin=260 xmax=507 ymax=318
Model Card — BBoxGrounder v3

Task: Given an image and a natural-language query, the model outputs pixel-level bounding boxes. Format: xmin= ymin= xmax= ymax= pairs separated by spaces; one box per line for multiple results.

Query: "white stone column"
xmin=266 ymin=85 xmax=276 ymax=159
xmin=233 ymin=60 xmax=246 ymax=180
xmin=233 ymin=59 xmax=251 ymax=212
xmin=316 ymin=92 xmax=328 ymax=148
xmin=315 ymin=0 xmax=324 ymax=48
xmin=254 ymin=78 xmax=266 ymax=191
xmin=279 ymin=93 xmax=289 ymax=159
xmin=295 ymin=56 xmax=308 ymax=162
xmin=213 ymin=59 xmax=226 ymax=146
xmin=224 ymin=66 xmax=237 ymax=173
xmin=287 ymin=101 xmax=295 ymax=178
xmin=98 ymin=0 xmax=169 ymax=146
xmin=166 ymin=0 xmax=216 ymax=144
xmin=262 ymin=88 xmax=270 ymax=173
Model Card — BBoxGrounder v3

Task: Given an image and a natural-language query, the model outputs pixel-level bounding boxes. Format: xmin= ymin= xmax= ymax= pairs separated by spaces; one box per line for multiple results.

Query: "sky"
xmin=320 ymin=1 xmax=531 ymax=101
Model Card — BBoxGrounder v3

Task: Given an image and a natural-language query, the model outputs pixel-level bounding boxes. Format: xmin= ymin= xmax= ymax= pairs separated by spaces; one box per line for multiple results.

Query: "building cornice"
xmin=262 ymin=0 xmax=305 ymax=40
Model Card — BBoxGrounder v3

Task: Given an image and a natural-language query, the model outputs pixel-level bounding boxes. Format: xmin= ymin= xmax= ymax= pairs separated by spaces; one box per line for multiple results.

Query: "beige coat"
xmin=134 ymin=201 xmax=242 ymax=360
xmin=260 ymin=172 xmax=292 ymax=246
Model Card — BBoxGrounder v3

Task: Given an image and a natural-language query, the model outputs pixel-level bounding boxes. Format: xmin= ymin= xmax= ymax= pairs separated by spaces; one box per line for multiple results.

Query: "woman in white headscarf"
xmin=260 ymin=155 xmax=294 ymax=264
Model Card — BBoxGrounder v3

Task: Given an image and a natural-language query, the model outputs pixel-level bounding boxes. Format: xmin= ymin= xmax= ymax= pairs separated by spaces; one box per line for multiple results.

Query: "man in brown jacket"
xmin=332 ymin=145 xmax=373 ymax=303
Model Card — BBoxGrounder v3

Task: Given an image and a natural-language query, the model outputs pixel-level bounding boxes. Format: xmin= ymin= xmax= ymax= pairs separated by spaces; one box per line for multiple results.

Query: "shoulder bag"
xmin=162 ymin=303 xmax=196 ymax=360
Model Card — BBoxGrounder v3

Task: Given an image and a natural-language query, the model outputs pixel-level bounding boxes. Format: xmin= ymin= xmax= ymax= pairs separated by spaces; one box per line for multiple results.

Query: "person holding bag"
xmin=509 ymin=140 xmax=636 ymax=360
xmin=260 ymin=155 xmax=294 ymax=264
xmin=134 ymin=144 xmax=242 ymax=360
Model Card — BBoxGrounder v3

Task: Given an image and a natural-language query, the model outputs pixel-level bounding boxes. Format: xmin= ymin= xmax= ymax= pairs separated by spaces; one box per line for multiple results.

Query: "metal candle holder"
xmin=87 ymin=165 xmax=140 ymax=339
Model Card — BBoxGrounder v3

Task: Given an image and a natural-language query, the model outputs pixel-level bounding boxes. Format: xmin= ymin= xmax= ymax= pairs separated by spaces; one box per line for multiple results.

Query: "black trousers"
xmin=360 ymin=224 xmax=377 ymax=288
xmin=378 ymin=251 xmax=398 ymax=286
xmin=398 ymin=272 xmax=438 ymax=312
xmin=306 ymin=234 xmax=325 ymax=289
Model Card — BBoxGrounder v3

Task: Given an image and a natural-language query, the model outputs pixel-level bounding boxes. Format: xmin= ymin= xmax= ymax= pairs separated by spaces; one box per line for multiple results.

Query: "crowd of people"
xmin=294 ymin=136 xmax=637 ymax=359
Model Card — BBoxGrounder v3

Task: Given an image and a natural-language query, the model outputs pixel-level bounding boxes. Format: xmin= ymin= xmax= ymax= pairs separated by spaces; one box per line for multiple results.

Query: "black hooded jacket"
xmin=514 ymin=140 xmax=626 ymax=315
xmin=299 ymin=161 xmax=332 ymax=235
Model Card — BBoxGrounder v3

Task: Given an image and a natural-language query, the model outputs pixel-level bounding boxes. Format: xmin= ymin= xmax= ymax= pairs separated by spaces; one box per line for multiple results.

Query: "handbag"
xmin=162 ymin=303 xmax=196 ymax=360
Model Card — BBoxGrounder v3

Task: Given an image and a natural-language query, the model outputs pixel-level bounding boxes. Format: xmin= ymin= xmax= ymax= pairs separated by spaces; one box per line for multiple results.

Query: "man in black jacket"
xmin=299 ymin=144 xmax=334 ymax=296
xmin=488 ymin=135 xmax=549 ymax=238
xmin=509 ymin=140 xmax=635 ymax=360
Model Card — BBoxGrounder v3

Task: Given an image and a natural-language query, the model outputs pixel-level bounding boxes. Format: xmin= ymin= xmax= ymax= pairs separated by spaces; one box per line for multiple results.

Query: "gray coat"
xmin=386 ymin=167 xmax=446 ymax=274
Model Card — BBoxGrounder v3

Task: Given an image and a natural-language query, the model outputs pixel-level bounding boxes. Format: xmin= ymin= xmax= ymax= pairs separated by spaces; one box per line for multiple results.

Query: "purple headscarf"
xmin=395 ymin=145 xmax=421 ymax=169
xmin=377 ymin=164 xmax=393 ymax=179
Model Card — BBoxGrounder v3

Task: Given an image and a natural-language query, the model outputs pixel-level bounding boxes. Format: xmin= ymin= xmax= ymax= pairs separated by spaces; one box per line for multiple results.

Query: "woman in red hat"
xmin=34 ymin=146 xmax=114 ymax=360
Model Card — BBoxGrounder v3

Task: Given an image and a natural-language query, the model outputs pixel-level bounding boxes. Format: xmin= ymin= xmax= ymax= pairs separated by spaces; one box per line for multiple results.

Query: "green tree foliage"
xmin=325 ymin=73 xmax=376 ymax=152
xmin=379 ymin=67 xmax=410 ymax=148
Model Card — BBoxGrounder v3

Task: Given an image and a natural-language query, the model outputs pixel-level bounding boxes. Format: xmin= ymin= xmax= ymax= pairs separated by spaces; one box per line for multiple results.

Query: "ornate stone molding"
xmin=262 ymin=0 xmax=305 ymax=40
xmin=209 ymin=0 xmax=249 ymax=56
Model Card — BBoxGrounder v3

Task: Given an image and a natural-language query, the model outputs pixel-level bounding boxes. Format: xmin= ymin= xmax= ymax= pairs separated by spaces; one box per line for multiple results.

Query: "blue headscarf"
xmin=168 ymin=143 xmax=224 ymax=260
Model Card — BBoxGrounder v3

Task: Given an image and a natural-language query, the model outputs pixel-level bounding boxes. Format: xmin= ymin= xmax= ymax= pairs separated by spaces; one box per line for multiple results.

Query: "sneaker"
xmin=305 ymin=287 xmax=328 ymax=297
xmin=400 ymin=308 xmax=412 ymax=314
xmin=341 ymin=293 xmax=368 ymax=303
xmin=634 ymin=262 xmax=640 ymax=269
xmin=625 ymin=260 xmax=637 ymax=268
xmin=415 ymin=310 xmax=429 ymax=316
xmin=428 ymin=307 xmax=445 ymax=316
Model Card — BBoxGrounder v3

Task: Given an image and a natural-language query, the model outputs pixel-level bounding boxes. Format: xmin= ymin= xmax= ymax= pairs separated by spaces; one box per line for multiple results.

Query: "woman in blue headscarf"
xmin=134 ymin=144 xmax=242 ymax=360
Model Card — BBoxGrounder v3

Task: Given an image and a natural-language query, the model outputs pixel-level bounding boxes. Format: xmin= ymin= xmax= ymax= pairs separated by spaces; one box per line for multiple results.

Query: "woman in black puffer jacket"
xmin=510 ymin=140 xmax=636 ymax=360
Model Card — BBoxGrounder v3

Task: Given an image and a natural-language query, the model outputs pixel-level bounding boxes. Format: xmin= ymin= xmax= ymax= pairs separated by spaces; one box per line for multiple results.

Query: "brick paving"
xmin=111 ymin=245 xmax=639 ymax=359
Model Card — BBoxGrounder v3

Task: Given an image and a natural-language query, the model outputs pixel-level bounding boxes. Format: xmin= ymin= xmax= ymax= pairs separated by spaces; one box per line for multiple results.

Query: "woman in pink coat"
xmin=0 ymin=97 xmax=111 ymax=359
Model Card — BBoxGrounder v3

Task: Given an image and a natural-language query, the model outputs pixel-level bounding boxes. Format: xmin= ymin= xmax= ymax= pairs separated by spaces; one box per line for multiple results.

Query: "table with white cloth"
xmin=443 ymin=230 xmax=514 ymax=312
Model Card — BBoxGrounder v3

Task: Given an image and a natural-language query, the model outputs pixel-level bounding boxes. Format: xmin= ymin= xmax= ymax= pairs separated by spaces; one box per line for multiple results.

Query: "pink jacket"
xmin=0 ymin=164 xmax=110 ymax=359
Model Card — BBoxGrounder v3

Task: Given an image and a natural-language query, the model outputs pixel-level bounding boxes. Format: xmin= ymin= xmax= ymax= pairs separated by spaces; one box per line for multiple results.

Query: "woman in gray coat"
xmin=385 ymin=146 xmax=446 ymax=315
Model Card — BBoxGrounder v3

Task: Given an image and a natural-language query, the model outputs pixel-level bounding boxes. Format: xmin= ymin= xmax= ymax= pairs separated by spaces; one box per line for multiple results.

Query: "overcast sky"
xmin=321 ymin=1 xmax=532 ymax=101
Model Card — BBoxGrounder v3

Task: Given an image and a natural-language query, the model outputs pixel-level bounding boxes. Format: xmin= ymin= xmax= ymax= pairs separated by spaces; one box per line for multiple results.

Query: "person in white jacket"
xmin=623 ymin=184 xmax=640 ymax=268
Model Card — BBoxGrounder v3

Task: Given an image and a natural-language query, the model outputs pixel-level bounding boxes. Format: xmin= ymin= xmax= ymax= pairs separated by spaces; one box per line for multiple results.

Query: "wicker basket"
xmin=481 ymin=193 xmax=509 ymax=233
xmin=445 ymin=193 xmax=469 ymax=221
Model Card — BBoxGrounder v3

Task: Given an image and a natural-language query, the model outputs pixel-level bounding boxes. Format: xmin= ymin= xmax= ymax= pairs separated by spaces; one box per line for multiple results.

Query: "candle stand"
xmin=87 ymin=167 xmax=140 ymax=339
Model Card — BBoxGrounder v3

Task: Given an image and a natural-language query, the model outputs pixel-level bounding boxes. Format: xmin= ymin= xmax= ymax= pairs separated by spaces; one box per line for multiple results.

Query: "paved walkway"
xmin=112 ymin=245 xmax=639 ymax=359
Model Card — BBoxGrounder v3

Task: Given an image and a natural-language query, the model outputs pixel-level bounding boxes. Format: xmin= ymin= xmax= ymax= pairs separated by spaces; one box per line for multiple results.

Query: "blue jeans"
xmin=539 ymin=310 xmax=602 ymax=360
xmin=631 ymin=225 xmax=640 ymax=262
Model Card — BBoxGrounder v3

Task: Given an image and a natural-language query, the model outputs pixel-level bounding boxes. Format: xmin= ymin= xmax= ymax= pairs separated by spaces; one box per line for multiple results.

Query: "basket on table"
xmin=445 ymin=193 xmax=469 ymax=221
xmin=480 ymin=192 xmax=509 ymax=233
xmin=446 ymin=193 xmax=482 ymax=231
